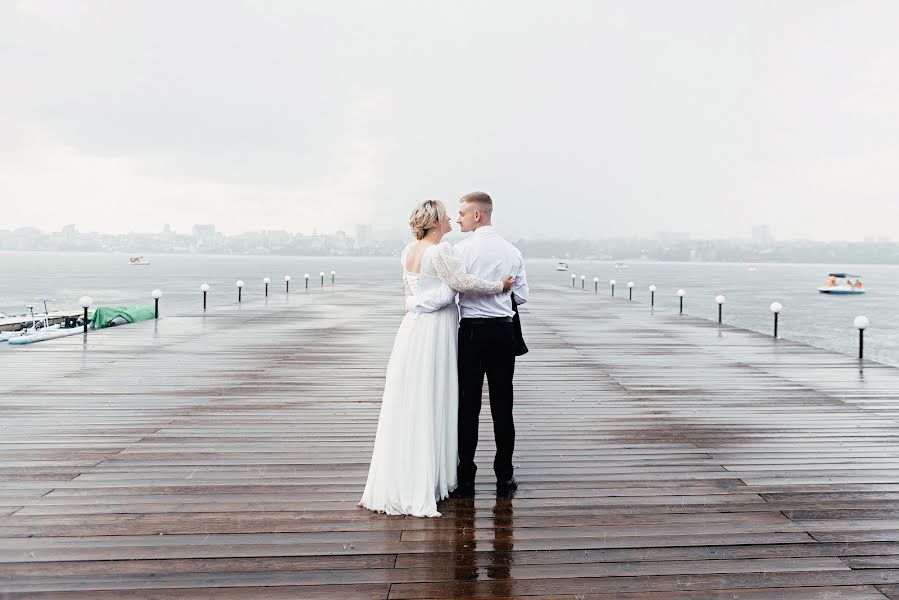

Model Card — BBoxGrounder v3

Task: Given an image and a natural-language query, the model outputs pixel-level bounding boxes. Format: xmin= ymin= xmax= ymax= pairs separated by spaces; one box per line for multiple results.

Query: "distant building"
xmin=752 ymin=225 xmax=773 ymax=243
xmin=61 ymin=224 xmax=77 ymax=241
xmin=356 ymin=224 xmax=372 ymax=247
xmin=162 ymin=224 xmax=173 ymax=236
xmin=266 ymin=230 xmax=291 ymax=245
xmin=192 ymin=224 xmax=216 ymax=241
xmin=657 ymin=231 xmax=690 ymax=242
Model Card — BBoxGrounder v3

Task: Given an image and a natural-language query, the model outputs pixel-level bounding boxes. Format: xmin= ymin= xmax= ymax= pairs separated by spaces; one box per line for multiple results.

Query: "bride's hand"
xmin=502 ymin=276 xmax=514 ymax=291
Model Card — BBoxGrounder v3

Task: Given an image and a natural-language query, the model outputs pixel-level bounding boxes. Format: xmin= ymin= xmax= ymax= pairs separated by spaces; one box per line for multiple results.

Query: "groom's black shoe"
xmin=449 ymin=482 xmax=475 ymax=499
xmin=496 ymin=476 xmax=518 ymax=497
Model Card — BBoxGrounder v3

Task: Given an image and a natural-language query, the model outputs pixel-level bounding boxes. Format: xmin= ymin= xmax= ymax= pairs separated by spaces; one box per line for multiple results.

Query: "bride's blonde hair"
xmin=409 ymin=199 xmax=446 ymax=240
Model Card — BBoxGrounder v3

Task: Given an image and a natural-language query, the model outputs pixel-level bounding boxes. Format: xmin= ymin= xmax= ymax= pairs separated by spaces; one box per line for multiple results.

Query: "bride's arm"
xmin=432 ymin=244 xmax=504 ymax=294
xmin=406 ymin=281 xmax=458 ymax=314
xmin=406 ymin=245 xmax=505 ymax=314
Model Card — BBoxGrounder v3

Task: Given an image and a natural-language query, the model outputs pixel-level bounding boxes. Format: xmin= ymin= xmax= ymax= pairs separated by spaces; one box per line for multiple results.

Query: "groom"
xmin=408 ymin=191 xmax=529 ymax=497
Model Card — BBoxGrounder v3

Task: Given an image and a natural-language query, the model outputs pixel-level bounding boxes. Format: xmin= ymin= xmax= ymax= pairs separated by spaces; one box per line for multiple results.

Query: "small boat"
xmin=8 ymin=327 xmax=81 ymax=345
xmin=3 ymin=324 xmax=62 ymax=342
xmin=556 ymin=262 xmax=569 ymax=272
xmin=129 ymin=256 xmax=151 ymax=265
xmin=748 ymin=265 xmax=758 ymax=272
xmin=819 ymin=273 xmax=866 ymax=295
xmin=614 ymin=262 xmax=629 ymax=269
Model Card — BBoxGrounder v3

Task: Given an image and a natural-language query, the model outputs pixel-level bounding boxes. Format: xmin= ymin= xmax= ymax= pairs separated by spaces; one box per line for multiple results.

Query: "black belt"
xmin=460 ymin=316 xmax=513 ymax=326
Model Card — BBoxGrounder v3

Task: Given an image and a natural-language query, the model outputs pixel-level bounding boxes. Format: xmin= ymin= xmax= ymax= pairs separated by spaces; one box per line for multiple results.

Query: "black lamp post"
xmin=152 ymin=289 xmax=162 ymax=319
xmin=770 ymin=302 xmax=783 ymax=338
xmin=855 ymin=315 xmax=869 ymax=359
xmin=79 ymin=296 xmax=92 ymax=334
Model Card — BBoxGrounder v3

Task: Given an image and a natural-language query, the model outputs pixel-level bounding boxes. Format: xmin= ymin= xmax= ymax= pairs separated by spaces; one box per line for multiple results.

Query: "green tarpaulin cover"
xmin=90 ymin=305 xmax=156 ymax=329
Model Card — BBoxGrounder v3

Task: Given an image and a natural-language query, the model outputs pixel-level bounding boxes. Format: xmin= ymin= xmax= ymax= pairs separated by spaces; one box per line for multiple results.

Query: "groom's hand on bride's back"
xmin=502 ymin=276 xmax=514 ymax=292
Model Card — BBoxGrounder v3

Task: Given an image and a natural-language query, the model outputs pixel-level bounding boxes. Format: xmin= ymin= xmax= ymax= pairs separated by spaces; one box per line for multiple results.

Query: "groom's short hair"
xmin=460 ymin=191 xmax=493 ymax=217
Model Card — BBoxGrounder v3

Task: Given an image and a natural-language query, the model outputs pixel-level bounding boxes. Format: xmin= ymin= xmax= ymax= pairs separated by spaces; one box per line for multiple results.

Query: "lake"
xmin=1 ymin=251 xmax=897 ymax=366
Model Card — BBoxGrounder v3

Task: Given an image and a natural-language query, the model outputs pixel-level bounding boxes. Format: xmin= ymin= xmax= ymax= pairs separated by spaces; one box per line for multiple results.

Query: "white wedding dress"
xmin=359 ymin=241 xmax=503 ymax=517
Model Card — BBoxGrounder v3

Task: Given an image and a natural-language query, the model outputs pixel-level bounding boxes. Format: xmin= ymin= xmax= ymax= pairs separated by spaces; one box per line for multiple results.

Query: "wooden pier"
xmin=0 ymin=311 xmax=83 ymax=333
xmin=3 ymin=281 xmax=899 ymax=599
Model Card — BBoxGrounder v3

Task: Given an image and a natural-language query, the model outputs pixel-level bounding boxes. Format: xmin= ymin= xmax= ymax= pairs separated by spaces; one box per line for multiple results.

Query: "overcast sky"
xmin=1 ymin=1 xmax=898 ymax=241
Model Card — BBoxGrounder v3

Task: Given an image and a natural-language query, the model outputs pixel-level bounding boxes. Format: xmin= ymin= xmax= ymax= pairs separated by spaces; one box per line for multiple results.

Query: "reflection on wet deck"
xmin=3 ymin=281 xmax=899 ymax=598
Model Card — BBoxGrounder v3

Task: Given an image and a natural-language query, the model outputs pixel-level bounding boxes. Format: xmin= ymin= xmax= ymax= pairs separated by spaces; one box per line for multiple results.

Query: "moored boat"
xmin=8 ymin=327 xmax=82 ymax=345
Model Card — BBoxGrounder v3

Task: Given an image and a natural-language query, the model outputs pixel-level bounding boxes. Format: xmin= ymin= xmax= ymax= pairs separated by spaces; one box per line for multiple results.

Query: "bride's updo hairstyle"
xmin=409 ymin=199 xmax=446 ymax=240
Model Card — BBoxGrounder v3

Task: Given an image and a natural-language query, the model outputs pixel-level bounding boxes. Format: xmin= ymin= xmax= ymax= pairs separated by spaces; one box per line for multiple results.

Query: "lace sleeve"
xmin=432 ymin=244 xmax=503 ymax=294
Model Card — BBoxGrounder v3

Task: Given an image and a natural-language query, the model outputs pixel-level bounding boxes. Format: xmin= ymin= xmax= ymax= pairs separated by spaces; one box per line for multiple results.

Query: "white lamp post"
xmin=677 ymin=289 xmax=686 ymax=314
xmin=610 ymin=279 xmax=617 ymax=297
xmin=284 ymin=275 xmax=291 ymax=293
xmin=649 ymin=285 xmax=657 ymax=307
xmin=263 ymin=277 xmax=270 ymax=297
xmin=331 ymin=270 xmax=336 ymax=285
xmin=304 ymin=273 xmax=310 ymax=290
xmin=236 ymin=280 xmax=244 ymax=302
xmin=593 ymin=277 xmax=599 ymax=293
xmin=580 ymin=274 xmax=586 ymax=290
xmin=627 ymin=281 xmax=634 ymax=300
xmin=200 ymin=283 xmax=210 ymax=310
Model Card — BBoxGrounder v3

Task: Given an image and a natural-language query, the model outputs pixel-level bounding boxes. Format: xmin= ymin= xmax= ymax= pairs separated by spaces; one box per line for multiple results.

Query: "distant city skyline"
xmin=2 ymin=222 xmax=895 ymax=245
xmin=0 ymin=210 xmax=896 ymax=244
xmin=2 ymin=222 xmax=408 ymax=243
xmin=4 ymin=222 xmax=899 ymax=265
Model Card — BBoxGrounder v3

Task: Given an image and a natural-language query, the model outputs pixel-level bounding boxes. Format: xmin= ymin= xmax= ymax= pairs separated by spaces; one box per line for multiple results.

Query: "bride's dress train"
xmin=359 ymin=242 xmax=502 ymax=517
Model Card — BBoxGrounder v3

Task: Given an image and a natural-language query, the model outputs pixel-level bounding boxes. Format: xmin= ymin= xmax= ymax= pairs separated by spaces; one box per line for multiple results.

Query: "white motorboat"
xmin=129 ymin=256 xmax=151 ymax=265
xmin=819 ymin=273 xmax=866 ymax=295
xmin=556 ymin=262 xmax=569 ymax=271
xmin=614 ymin=262 xmax=629 ymax=269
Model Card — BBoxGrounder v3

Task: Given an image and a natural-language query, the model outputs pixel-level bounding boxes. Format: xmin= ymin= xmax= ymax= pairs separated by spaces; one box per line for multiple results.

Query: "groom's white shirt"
xmin=406 ymin=226 xmax=529 ymax=316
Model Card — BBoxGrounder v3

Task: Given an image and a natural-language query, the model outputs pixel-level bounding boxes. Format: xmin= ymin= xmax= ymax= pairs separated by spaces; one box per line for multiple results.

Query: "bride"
xmin=359 ymin=200 xmax=512 ymax=517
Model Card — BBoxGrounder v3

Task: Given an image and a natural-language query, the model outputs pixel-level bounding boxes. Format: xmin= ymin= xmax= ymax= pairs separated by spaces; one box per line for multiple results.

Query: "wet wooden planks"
xmin=2 ymin=280 xmax=899 ymax=598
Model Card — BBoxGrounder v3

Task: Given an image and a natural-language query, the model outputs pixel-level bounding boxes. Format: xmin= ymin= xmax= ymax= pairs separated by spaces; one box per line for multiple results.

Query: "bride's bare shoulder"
xmin=404 ymin=240 xmax=437 ymax=272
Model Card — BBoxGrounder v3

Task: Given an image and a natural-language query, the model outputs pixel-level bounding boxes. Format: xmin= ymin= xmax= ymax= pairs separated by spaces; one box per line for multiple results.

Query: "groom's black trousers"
xmin=457 ymin=317 xmax=516 ymax=484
